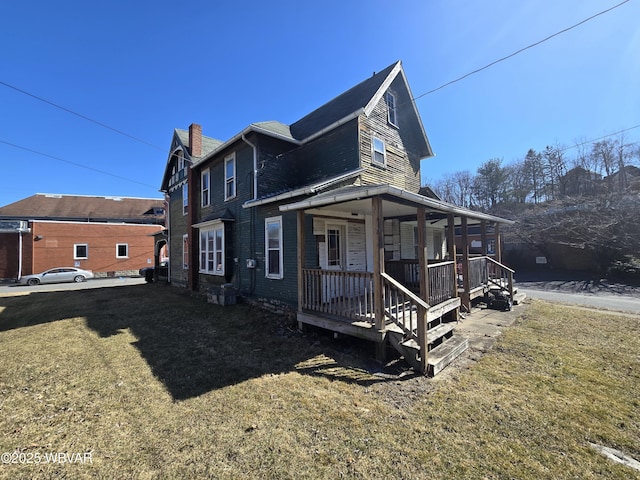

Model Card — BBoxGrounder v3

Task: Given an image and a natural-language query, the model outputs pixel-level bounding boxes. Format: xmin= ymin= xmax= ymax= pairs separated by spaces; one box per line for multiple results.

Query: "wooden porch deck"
xmin=297 ymin=256 xmax=514 ymax=375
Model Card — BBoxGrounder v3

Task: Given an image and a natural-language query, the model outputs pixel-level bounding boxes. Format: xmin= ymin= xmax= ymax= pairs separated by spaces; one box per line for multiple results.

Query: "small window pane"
xmin=117 ymin=244 xmax=128 ymax=258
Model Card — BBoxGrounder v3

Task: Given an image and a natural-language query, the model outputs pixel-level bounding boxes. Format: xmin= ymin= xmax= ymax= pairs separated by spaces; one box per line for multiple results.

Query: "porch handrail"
xmin=381 ymin=272 xmax=430 ymax=312
xmin=486 ymin=256 xmax=514 ymax=273
xmin=381 ymin=272 xmax=429 ymax=370
xmin=486 ymin=257 xmax=514 ymax=298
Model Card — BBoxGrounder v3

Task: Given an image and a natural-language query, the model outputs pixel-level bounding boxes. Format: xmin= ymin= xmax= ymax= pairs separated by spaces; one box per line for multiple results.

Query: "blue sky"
xmin=1 ymin=0 xmax=638 ymax=207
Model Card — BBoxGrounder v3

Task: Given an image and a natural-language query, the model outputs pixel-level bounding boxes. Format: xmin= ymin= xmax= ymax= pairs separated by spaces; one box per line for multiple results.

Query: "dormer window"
xmin=372 ymin=137 xmax=386 ymax=166
xmin=177 ymin=151 xmax=185 ymax=171
xmin=386 ymin=91 xmax=398 ymax=127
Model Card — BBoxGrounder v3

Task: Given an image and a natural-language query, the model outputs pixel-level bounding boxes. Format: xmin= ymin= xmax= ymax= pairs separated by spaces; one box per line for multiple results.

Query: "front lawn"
xmin=0 ymin=285 xmax=638 ymax=479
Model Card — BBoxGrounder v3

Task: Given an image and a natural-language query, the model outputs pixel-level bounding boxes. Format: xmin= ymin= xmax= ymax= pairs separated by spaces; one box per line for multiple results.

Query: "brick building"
xmin=0 ymin=194 xmax=166 ymax=281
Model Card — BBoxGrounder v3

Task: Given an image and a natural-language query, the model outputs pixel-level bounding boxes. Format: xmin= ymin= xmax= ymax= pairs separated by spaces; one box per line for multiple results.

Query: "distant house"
xmin=159 ymin=61 xmax=515 ymax=375
xmin=0 ymin=194 xmax=166 ymax=281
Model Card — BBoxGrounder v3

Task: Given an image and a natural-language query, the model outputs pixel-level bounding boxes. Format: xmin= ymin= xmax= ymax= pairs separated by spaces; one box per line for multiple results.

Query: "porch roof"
xmin=278 ymin=184 xmax=514 ymax=225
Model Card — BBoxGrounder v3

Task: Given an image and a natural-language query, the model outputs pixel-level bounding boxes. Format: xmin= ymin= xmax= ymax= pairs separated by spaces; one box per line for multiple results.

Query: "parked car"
xmin=18 ymin=267 xmax=94 ymax=286
xmin=139 ymin=262 xmax=168 ymax=283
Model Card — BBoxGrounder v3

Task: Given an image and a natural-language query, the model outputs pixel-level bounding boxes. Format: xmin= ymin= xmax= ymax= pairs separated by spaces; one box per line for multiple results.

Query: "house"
xmin=160 ymin=61 xmax=515 ymax=375
xmin=0 ymin=194 xmax=166 ymax=281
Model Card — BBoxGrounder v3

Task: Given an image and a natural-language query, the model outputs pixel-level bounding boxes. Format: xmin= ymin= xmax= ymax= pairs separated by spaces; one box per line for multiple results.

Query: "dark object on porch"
xmin=486 ymin=290 xmax=512 ymax=311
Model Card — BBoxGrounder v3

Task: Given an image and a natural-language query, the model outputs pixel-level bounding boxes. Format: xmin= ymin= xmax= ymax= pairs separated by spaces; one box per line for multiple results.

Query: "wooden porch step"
xmin=385 ymin=320 xmax=456 ymax=349
xmin=427 ymin=335 xmax=468 ymax=376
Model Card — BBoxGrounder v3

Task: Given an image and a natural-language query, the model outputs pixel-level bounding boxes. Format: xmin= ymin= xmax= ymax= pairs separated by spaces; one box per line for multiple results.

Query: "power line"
xmin=561 ymin=124 xmax=640 ymax=152
xmin=0 ymin=139 xmax=159 ymax=190
xmin=413 ymin=0 xmax=631 ymax=100
xmin=0 ymin=81 xmax=164 ymax=151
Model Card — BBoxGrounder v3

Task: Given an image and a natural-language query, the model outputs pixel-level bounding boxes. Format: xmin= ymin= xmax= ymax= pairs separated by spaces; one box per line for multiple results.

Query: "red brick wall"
xmin=29 ymin=221 xmax=163 ymax=275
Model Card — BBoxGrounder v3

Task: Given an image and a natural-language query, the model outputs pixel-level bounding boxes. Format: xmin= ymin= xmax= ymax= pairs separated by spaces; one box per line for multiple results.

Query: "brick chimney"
xmin=188 ymin=123 xmax=202 ymax=158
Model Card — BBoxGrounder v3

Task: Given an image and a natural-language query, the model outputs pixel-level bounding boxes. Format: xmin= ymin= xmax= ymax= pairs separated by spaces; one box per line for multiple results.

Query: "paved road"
xmin=0 ymin=277 xmax=146 ymax=296
xmin=520 ymin=287 xmax=640 ymax=315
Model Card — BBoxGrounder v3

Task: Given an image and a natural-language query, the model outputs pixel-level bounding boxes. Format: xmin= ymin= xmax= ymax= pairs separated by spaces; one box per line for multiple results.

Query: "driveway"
xmin=516 ymin=270 xmax=640 ymax=315
xmin=0 ymin=277 xmax=146 ymax=296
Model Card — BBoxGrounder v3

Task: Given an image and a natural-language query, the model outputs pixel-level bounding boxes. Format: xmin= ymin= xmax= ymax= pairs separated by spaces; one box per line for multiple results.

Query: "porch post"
xmin=417 ymin=206 xmax=429 ymax=373
xmin=297 ymin=210 xmax=305 ymax=315
xmin=446 ymin=214 xmax=459 ymax=321
xmin=372 ymin=196 xmax=386 ymax=362
xmin=495 ymin=222 xmax=502 ymax=263
xmin=481 ymin=220 xmax=488 ymax=256
xmin=461 ymin=216 xmax=471 ymax=311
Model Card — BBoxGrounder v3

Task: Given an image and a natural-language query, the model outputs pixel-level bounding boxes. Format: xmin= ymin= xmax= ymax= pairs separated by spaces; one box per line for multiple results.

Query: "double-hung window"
xmin=183 ymin=183 xmax=188 ymax=215
xmin=265 ymin=216 xmax=283 ymax=279
xmin=182 ymin=234 xmax=189 ymax=269
xmin=372 ymin=137 xmax=386 ymax=166
xmin=386 ymin=91 xmax=398 ymax=127
xmin=199 ymin=225 xmax=224 ymax=275
xmin=225 ymin=154 xmax=236 ymax=200
xmin=201 ymin=169 xmax=210 ymax=207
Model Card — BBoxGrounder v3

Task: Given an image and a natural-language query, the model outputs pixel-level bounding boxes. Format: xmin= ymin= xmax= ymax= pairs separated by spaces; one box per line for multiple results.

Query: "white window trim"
xmin=182 ymin=234 xmax=189 ymax=269
xmin=265 ymin=216 xmax=283 ymax=279
xmin=224 ymin=153 xmax=236 ymax=201
xmin=386 ymin=91 xmax=398 ymax=127
xmin=116 ymin=243 xmax=129 ymax=259
xmin=372 ymin=136 xmax=386 ymax=166
xmin=201 ymin=168 xmax=210 ymax=207
xmin=199 ymin=224 xmax=225 ymax=276
xmin=182 ymin=183 xmax=188 ymax=216
xmin=74 ymin=243 xmax=88 ymax=260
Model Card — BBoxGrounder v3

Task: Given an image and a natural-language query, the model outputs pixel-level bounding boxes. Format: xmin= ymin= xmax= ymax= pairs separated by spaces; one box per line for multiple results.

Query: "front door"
xmin=322 ymin=223 xmax=346 ymax=302
xmin=325 ymin=224 xmax=345 ymax=270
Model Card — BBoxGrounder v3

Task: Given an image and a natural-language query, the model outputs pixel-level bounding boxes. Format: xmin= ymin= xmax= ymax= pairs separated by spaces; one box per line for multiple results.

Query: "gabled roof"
xmin=289 ymin=62 xmax=399 ymax=140
xmin=0 ymin=194 xmax=165 ymax=224
xmin=169 ymin=60 xmax=433 ymax=173
xmin=175 ymin=129 xmax=223 ymax=159
xmin=161 ymin=128 xmax=224 ymax=191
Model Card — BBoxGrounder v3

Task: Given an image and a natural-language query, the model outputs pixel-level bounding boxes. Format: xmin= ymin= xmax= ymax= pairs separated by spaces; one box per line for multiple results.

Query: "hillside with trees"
xmin=432 ymin=136 xmax=640 ymax=278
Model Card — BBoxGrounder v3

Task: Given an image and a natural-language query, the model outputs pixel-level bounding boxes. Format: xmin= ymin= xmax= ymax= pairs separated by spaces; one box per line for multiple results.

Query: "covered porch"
xmin=280 ymin=185 xmax=514 ymax=375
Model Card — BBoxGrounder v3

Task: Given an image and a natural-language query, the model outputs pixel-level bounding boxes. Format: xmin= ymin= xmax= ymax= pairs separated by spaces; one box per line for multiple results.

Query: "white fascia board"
xmin=192 ymin=218 xmax=229 ymax=229
xmin=298 ymin=109 xmax=364 ymax=144
xmin=190 ymin=125 xmax=300 ymax=169
xmin=279 ymin=184 xmax=514 ymax=224
xmin=363 ymin=61 xmax=402 ymax=117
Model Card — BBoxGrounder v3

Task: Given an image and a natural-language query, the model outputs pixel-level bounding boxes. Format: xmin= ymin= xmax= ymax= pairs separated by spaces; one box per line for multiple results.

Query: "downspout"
xmin=242 ymin=133 xmax=258 ymax=294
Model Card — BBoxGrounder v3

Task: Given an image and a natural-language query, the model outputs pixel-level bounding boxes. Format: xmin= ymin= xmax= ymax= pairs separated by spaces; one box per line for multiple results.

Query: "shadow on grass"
xmin=0 ymin=284 xmax=412 ymax=400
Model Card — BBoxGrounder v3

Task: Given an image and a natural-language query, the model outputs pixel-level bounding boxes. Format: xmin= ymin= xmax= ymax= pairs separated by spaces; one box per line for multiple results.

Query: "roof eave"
xmin=279 ymin=184 xmax=514 ymax=224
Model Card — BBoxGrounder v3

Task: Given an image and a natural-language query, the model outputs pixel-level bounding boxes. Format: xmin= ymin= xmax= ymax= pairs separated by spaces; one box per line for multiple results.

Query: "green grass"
xmin=0 ymin=285 xmax=638 ymax=479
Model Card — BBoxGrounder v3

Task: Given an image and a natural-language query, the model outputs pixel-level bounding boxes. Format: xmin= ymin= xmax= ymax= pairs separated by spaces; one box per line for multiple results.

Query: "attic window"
xmin=386 ymin=92 xmax=398 ymax=127
xmin=372 ymin=137 xmax=386 ymax=166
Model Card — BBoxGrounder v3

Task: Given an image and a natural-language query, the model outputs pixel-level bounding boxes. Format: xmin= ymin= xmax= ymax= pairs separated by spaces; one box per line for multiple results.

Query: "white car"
xmin=18 ymin=267 xmax=94 ymax=286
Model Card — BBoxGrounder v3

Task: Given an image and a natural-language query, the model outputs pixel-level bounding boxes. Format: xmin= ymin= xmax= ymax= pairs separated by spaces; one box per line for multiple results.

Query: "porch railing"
xmin=385 ymin=260 xmax=456 ymax=306
xmin=487 ymin=257 xmax=515 ymax=298
xmin=380 ymin=271 xmax=428 ymax=342
xmin=302 ymin=261 xmax=456 ymax=324
xmin=301 ymin=269 xmax=374 ymax=322
xmin=467 ymin=256 xmax=488 ymax=291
